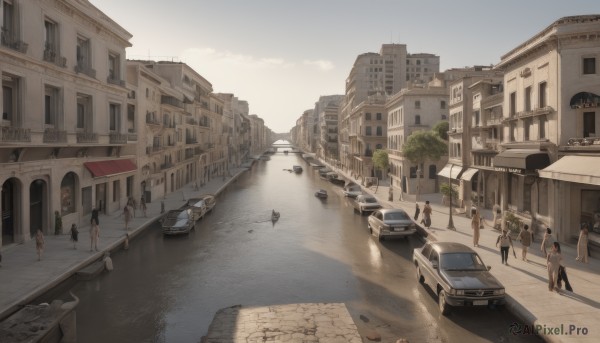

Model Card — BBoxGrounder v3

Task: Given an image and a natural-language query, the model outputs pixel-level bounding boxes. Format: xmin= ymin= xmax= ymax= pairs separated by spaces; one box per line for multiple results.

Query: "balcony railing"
xmin=160 ymin=162 xmax=174 ymax=170
xmin=43 ymin=48 xmax=67 ymax=67
xmin=109 ymin=132 xmax=128 ymax=144
xmin=107 ymin=76 xmax=126 ymax=87
xmin=186 ymin=137 xmax=197 ymax=144
xmin=1 ymin=29 xmax=28 ymax=53
xmin=146 ymin=145 xmax=163 ymax=154
xmin=75 ymin=63 xmax=96 ymax=78
xmin=146 ymin=112 xmax=160 ymax=125
xmin=76 ymin=131 xmax=98 ymax=143
xmin=43 ymin=128 xmax=67 ymax=143
xmin=161 ymin=95 xmax=184 ymax=109
xmin=1 ymin=126 xmax=31 ymax=142
xmin=127 ymin=133 xmax=138 ymax=141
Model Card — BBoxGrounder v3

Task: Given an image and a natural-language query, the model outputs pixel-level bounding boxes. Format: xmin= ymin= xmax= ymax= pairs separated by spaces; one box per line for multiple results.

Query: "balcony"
xmin=186 ymin=137 xmax=197 ymax=144
xmin=1 ymin=126 xmax=31 ymax=142
xmin=43 ymin=48 xmax=67 ymax=67
xmin=43 ymin=128 xmax=67 ymax=143
xmin=185 ymin=150 xmax=194 ymax=160
xmin=1 ymin=30 xmax=28 ymax=53
xmin=146 ymin=145 xmax=163 ymax=154
xmin=107 ymin=76 xmax=126 ymax=87
xmin=109 ymin=132 xmax=128 ymax=144
xmin=146 ymin=112 xmax=160 ymax=125
xmin=160 ymin=162 xmax=174 ymax=170
xmin=161 ymin=95 xmax=184 ymax=109
xmin=204 ymin=143 xmax=214 ymax=150
xmin=74 ymin=63 xmax=96 ymax=78
xmin=76 ymin=131 xmax=98 ymax=143
xmin=127 ymin=133 xmax=138 ymax=142
xmin=194 ymin=147 xmax=205 ymax=155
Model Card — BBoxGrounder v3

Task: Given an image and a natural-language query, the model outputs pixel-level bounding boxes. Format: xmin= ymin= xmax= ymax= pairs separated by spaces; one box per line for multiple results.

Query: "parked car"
xmin=161 ymin=209 xmax=195 ymax=235
xmin=293 ymin=165 xmax=303 ymax=173
xmin=342 ymin=182 xmax=362 ymax=198
xmin=413 ymin=242 xmax=505 ymax=315
xmin=183 ymin=198 xmax=208 ymax=221
xmin=352 ymin=195 xmax=382 ymax=215
xmin=314 ymin=189 xmax=328 ymax=198
xmin=367 ymin=208 xmax=416 ymax=240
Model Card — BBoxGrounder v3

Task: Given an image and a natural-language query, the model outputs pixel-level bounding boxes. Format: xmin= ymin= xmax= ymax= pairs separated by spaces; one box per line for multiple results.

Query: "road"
xmin=44 ymin=152 xmax=540 ymax=342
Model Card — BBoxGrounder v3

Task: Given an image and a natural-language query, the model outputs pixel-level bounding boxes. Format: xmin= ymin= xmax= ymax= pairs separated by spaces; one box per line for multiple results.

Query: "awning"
xmin=539 ymin=156 xmax=600 ymax=185
xmin=437 ymin=164 xmax=463 ymax=179
xmin=493 ymin=149 xmax=550 ymax=170
xmin=84 ymin=159 xmax=137 ymax=178
xmin=460 ymin=168 xmax=479 ymax=181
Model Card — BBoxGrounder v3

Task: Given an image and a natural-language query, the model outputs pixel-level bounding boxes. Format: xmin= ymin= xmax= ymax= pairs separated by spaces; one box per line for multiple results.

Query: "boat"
xmin=195 ymin=194 xmax=216 ymax=213
xmin=314 ymin=189 xmax=328 ymax=198
xmin=271 ymin=211 xmax=280 ymax=221
xmin=293 ymin=165 xmax=303 ymax=173
xmin=183 ymin=198 xmax=208 ymax=221
xmin=162 ymin=209 xmax=194 ymax=235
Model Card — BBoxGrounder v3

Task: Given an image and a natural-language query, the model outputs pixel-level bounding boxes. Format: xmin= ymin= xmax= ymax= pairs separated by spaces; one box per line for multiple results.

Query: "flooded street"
xmin=53 ymin=152 xmax=538 ymax=343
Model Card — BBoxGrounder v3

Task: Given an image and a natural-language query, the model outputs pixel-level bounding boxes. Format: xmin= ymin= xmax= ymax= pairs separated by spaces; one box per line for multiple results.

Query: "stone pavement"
xmin=202 ymin=303 xmax=362 ymax=343
xmin=0 ymin=166 xmax=250 ymax=321
xmin=320 ymin=160 xmax=600 ymax=343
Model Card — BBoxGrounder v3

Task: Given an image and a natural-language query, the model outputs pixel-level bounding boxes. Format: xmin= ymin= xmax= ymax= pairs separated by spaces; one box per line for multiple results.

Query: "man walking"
xmin=518 ymin=224 xmax=533 ymax=261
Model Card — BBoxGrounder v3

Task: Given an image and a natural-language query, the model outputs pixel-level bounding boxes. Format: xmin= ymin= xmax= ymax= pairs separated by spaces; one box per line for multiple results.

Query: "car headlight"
xmin=455 ymin=290 xmax=464 ymax=296
xmin=494 ymin=289 xmax=505 ymax=295
xmin=447 ymin=289 xmax=455 ymax=295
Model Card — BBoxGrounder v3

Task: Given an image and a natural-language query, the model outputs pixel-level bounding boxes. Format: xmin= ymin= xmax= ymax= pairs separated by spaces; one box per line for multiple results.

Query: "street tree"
xmin=403 ymin=130 xmax=448 ymax=201
xmin=372 ymin=149 xmax=389 ymax=181
xmin=432 ymin=121 xmax=449 ymax=141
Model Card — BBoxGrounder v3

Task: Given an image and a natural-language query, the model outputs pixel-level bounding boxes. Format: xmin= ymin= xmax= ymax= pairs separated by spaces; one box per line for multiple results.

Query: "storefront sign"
xmin=494 ymin=167 xmax=523 ymax=173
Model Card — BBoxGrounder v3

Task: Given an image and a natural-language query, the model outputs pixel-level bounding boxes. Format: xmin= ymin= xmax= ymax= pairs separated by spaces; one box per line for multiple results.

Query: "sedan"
xmin=352 ymin=195 xmax=382 ymax=215
xmin=367 ymin=208 xmax=416 ymax=240
xmin=413 ymin=242 xmax=505 ymax=315
xmin=161 ymin=209 xmax=195 ymax=235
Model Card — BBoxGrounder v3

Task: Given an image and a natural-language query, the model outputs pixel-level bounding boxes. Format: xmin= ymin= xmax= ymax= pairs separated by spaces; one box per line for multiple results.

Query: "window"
xmin=376 ymin=112 xmax=382 ymax=120
xmin=509 ymin=92 xmax=516 ymax=116
xmin=539 ymin=82 xmax=547 ymax=108
xmin=525 ymin=86 xmax=532 ymax=112
xmin=428 ymin=165 xmax=437 ymax=179
xmin=108 ymin=52 xmax=120 ymax=81
xmin=410 ymin=166 xmax=417 ymax=178
xmin=76 ymin=35 xmax=91 ymax=68
xmin=473 ymin=110 xmax=480 ymax=127
xmin=441 ymin=114 xmax=447 ymax=120
xmin=60 ymin=172 xmax=76 ymax=215
xmin=539 ymin=116 xmax=546 ymax=139
xmin=76 ymin=94 xmax=91 ymax=130
xmin=415 ymin=115 xmax=421 ymax=125
xmin=583 ymin=57 xmax=596 ymax=75
xmin=2 ymin=73 xmax=19 ymax=122
xmin=441 ymin=100 xmax=446 ymax=109
xmin=415 ymin=101 xmax=420 ymax=109
xmin=524 ymin=119 xmax=531 ymax=141
xmin=1 ymin=0 xmax=16 ymax=44
xmin=584 ymin=112 xmax=596 ymax=137
xmin=365 ymin=112 xmax=371 ymax=121
xmin=376 ymin=126 xmax=382 ymax=136
xmin=109 ymin=103 xmax=120 ymax=131
xmin=365 ymin=126 xmax=372 ymax=136
xmin=509 ymin=122 xmax=516 ymax=142
xmin=127 ymin=104 xmax=135 ymax=133
xmin=44 ymin=85 xmax=59 ymax=126
xmin=44 ymin=18 xmax=58 ymax=59
xmin=113 ymin=180 xmax=120 ymax=202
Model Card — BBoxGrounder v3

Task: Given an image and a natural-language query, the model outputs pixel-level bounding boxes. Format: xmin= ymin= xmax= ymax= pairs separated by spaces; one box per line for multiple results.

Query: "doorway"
xmin=2 ymin=178 xmax=19 ymax=245
xmin=29 ymin=179 xmax=46 ymax=236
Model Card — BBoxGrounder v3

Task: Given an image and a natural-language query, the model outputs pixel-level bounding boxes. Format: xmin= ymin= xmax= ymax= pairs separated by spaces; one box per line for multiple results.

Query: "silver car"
xmin=161 ymin=209 xmax=195 ymax=235
xmin=367 ymin=208 xmax=416 ymax=240
xmin=413 ymin=242 xmax=505 ymax=315
xmin=352 ymin=195 xmax=382 ymax=215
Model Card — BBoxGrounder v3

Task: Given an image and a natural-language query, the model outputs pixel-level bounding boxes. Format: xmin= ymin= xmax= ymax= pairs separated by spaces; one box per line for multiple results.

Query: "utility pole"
xmin=447 ymin=164 xmax=456 ymax=230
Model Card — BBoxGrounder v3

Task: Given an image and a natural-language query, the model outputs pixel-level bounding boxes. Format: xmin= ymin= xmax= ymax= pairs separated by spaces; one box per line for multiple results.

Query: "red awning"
xmin=84 ymin=159 xmax=137 ymax=178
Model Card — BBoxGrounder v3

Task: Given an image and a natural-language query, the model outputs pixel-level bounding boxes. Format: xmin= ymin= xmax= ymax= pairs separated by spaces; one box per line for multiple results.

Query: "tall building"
xmin=406 ymin=53 xmax=440 ymax=84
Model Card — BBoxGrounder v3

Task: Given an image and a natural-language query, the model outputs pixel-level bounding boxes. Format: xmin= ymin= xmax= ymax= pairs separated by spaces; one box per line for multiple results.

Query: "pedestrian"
xmin=90 ymin=218 xmax=99 ymax=252
xmin=518 ymin=224 xmax=533 ymax=261
xmin=35 ymin=229 xmax=45 ymax=261
xmin=91 ymin=207 xmax=99 ymax=227
xmin=575 ymin=223 xmax=589 ymax=263
xmin=541 ymin=227 xmax=553 ymax=257
xmin=414 ymin=203 xmax=420 ymax=221
xmin=140 ymin=195 xmax=147 ymax=218
xmin=557 ymin=264 xmax=573 ymax=292
xmin=546 ymin=242 xmax=563 ymax=292
xmin=123 ymin=205 xmax=132 ymax=230
xmin=127 ymin=197 xmax=136 ymax=218
xmin=70 ymin=223 xmax=79 ymax=249
xmin=495 ymin=229 xmax=514 ymax=265
xmin=124 ymin=233 xmax=130 ymax=250
xmin=422 ymin=201 xmax=432 ymax=229
xmin=471 ymin=208 xmax=481 ymax=247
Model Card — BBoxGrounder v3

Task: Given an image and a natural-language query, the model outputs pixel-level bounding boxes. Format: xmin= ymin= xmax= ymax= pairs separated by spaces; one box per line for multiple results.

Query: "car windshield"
xmin=384 ymin=211 xmax=409 ymax=220
xmin=440 ymin=253 xmax=487 ymax=271
xmin=363 ymin=197 xmax=377 ymax=203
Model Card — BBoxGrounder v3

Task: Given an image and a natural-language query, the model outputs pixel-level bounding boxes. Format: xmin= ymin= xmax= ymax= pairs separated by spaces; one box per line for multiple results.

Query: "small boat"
xmin=293 ymin=165 xmax=303 ymax=173
xmin=196 ymin=194 xmax=216 ymax=213
xmin=183 ymin=198 xmax=208 ymax=221
xmin=271 ymin=211 xmax=280 ymax=221
xmin=314 ymin=189 xmax=328 ymax=198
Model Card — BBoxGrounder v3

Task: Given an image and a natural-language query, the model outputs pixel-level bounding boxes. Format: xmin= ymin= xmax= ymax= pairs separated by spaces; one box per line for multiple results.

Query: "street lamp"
xmin=447 ymin=164 xmax=456 ymax=230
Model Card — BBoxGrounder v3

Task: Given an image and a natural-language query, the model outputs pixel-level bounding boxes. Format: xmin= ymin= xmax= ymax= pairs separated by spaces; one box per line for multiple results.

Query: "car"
xmin=367 ymin=208 xmax=416 ymax=240
xmin=413 ymin=242 xmax=506 ymax=315
xmin=183 ymin=198 xmax=208 ymax=221
xmin=161 ymin=209 xmax=195 ymax=235
xmin=352 ymin=195 xmax=382 ymax=215
xmin=342 ymin=182 xmax=362 ymax=198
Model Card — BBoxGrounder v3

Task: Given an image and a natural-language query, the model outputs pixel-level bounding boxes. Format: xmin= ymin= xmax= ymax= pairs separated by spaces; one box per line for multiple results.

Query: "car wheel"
xmin=438 ymin=290 xmax=451 ymax=316
xmin=416 ymin=267 xmax=424 ymax=284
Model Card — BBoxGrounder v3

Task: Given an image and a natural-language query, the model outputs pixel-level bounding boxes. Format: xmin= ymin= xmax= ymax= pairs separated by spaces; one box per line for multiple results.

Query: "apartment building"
xmin=495 ymin=15 xmax=600 ymax=242
xmin=313 ymin=95 xmax=343 ymax=161
xmin=406 ymin=53 xmax=440 ymax=84
xmin=1 ymin=0 xmax=133 ymax=245
xmin=386 ymin=80 xmax=449 ymax=198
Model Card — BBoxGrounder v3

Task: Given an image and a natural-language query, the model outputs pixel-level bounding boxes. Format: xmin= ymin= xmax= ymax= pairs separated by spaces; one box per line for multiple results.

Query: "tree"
xmin=372 ymin=149 xmax=389 ymax=181
xmin=403 ymin=130 xmax=448 ymax=201
xmin=432 ymin=121 xmax=449 ymax=141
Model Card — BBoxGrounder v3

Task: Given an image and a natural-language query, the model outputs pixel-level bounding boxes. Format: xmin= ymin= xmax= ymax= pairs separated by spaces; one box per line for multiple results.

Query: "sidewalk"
xmin=322 ymin=160 xmax=599 ymax=343
xmin=0 ymin=166 xmax=249 ymax=321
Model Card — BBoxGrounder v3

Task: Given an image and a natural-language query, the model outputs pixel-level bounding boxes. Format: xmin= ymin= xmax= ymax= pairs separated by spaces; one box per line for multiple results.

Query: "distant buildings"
xmin=0 ymin=0 xmax=271 ymax=246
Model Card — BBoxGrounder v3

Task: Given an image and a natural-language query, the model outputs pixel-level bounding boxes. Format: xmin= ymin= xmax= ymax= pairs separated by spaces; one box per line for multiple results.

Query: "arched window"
xmin=60 ymin=172 xmax=76 ymax=215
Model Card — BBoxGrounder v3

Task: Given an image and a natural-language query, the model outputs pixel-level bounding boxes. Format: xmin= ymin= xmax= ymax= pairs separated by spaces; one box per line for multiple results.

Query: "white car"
xmin=343 ymin=183 xmax=362 ymax=198
xmin=352 ymin=195 xmax=382 ymax=215
xmin=367 ymin=208 xmax=417 ymax=241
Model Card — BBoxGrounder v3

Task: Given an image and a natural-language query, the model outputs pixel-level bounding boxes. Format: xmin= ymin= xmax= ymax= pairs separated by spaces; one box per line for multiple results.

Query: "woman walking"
xmin=123 ymin=205 xmax=132 ymax=231
xmin=547 ymin=242 xmax=563 ymax=292
xmin=35 ymin=229 xmax=45 ymax=261
xmin=70 ymin=223 xmax=79 ymax=249
xmin=422 ymin=201 xmax=432 ymax=229
xmin=540 ymin=228 xmax=553 ymax=257
xmin=576 ymin=223 xmax=589 ymax=263
xmin=90 ymin=219 xmax=100 ymax=252
xmin=518 ymin=224 xmax=533 ymax=261
xmin=471 ymin=209 xmax=481 ymax=247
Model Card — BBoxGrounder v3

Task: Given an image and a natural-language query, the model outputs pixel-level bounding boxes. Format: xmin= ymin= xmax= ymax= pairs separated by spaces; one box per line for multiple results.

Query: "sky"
xmin=90 ymin=0 xmax=600 ymax=133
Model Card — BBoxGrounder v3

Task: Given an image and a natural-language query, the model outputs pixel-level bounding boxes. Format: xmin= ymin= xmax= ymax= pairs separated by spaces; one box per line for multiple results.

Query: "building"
xmin=406 ymin=53 xmax=440 ymax=84
xmin=313 ymin=95 xmax=343 ymax=161
xmin=494 ymin=15 xmax=600 ymax=242
xmin=1 ymin=0 xmax=133 ymax=244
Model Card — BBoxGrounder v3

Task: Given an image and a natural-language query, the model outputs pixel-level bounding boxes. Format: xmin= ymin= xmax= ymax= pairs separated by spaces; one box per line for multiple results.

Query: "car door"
xmin=369 ymin=210 xmax=382 ymax=236
xmin=425 ymin=250 xmax=440 ymax=286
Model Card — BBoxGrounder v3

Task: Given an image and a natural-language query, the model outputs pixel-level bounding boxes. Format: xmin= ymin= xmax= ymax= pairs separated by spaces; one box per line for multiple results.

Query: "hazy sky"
xmin=90 ymin=0 xmax=600 ymax=132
